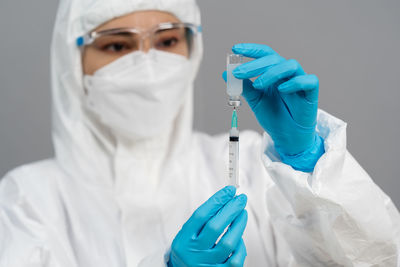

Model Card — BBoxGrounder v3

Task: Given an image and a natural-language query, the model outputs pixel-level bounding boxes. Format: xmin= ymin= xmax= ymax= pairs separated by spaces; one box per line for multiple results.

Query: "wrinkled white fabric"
xmin=1 ymin=0 xmax=400 ymax=267
xmin=84 ymin=50 xmax=194 ymax=139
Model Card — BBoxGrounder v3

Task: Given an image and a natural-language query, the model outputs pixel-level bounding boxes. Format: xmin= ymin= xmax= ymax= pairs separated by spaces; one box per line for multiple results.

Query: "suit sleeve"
xmin=261 ymin=109 xmax=400 ymax=266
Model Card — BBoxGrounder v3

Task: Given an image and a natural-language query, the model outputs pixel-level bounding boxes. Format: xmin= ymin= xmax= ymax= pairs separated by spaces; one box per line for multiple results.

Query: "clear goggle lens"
xmin=81 ymin=24 xmax=198 ymax=59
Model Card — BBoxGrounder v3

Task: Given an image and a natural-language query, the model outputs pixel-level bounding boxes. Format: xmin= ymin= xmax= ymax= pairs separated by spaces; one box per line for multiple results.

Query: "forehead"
xmin=95 ymin=10 xmax=181 ymax=32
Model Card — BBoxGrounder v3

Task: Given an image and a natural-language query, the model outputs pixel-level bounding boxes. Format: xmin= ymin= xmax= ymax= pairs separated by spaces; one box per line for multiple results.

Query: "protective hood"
xmin=50 ymin=0 xmax=203 ymax=188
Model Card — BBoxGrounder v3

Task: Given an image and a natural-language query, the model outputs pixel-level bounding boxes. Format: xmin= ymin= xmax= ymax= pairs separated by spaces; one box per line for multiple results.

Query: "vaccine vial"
xmin=227 ymin=54 xmax=244 ymax=107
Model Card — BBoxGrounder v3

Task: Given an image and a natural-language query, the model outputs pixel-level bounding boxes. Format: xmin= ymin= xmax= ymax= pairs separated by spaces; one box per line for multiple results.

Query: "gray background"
xmin=0 ymin=0 xmax=399 ymax=206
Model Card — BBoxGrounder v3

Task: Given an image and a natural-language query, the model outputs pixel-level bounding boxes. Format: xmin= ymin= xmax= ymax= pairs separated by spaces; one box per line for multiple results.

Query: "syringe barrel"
xmin=227 ymin=54 xmax=244 ymax=107
xmin=229 ymin=138 xmax=239 ymax=188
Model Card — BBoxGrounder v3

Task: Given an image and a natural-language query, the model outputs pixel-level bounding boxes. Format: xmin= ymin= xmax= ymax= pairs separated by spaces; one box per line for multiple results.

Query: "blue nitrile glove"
xmin=168 ymin=186 xmax=248 ymax=267
xmin=223 ymin=43 xmax=325 ymax=172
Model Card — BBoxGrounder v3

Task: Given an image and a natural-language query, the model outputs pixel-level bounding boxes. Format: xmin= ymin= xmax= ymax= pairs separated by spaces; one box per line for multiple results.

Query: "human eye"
xmin=154 ymin=29 xmax=185 ymax=50
xmin=156 ymin=37 xmax=179 ymax=49
xmin=93 ymin=34 xmax=137 ymax=54
xmin=102 ymin=42 xmax=132 ymax=53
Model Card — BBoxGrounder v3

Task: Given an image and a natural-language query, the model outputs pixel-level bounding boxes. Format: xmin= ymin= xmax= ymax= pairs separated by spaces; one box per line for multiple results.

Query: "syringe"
xmin=226 ymin=53 xmax=243 ymax=188
xmin=229 ymin=109 xmax=239 ymax=187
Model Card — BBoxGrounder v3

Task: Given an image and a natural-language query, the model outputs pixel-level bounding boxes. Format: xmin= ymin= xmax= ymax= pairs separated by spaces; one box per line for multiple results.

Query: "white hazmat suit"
xmin=1 ymin=0 xmax=400 ymax=266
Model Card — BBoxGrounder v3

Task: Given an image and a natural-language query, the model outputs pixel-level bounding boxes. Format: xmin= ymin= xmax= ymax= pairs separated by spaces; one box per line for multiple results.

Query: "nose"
xmin=142 ymin=38 xmax=152 ymax=53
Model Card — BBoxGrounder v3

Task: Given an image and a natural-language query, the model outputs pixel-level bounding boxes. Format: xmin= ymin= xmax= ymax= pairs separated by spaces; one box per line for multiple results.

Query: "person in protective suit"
xmin=1 ymin=0 xmax=399 ymax=266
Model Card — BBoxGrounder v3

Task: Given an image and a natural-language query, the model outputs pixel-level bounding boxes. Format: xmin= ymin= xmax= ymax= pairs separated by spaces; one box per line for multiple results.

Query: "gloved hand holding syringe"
xmin=227 ymin=54 xmax=244 ymax=188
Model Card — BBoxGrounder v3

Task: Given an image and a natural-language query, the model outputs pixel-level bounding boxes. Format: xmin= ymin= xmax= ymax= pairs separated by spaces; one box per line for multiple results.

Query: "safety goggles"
xmin=76 ymin=22 xmax=202 ymax=59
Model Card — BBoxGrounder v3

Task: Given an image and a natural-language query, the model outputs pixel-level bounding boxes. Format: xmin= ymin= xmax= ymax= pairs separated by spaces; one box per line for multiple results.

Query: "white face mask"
xmin=83 ymin=50 xmax=193 ymax=140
